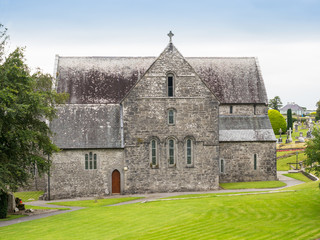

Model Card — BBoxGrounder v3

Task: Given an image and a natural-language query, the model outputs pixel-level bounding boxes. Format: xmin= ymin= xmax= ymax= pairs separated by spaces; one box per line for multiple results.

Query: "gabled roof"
xmin=280 ymin=102 xmax=304 ymax=112
xmin=55 ymin=52 xmax=268 ymax=105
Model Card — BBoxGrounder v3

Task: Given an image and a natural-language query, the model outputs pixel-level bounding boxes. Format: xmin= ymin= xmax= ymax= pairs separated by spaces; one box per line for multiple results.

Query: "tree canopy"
xmin=0 ymin=24 xmax=68 ymax=194
xmin=304 ymin=128 xmax=320 ymax=180
xmin=269 ymin=96 xmax=283 ymax=111
xmin=315 ymin=100 xmax=320 ymax=121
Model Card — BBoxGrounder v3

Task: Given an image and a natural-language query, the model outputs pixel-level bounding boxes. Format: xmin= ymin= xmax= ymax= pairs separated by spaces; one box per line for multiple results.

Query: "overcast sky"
xmin=1 ymin=0 xmax=320 ymax=110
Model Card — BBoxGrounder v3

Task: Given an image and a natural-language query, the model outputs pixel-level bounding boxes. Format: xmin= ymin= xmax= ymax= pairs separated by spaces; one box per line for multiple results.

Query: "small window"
xmin=254 ymin=154 xmax=257 ymax=170
xmin=85 ymin=152 xmax=97 ymax=170
xmin=85 ymin=154 xmax=89 ymax=169
xmin=220 ymin=159 xmax=224 ymax=173
xmin=186 ymin=139 xmax=192 ymax=165
xmin=230 ymin=106 xmax=233 ymax=114
xmin=254 ymin=104 xmax=256 ymax=115
xmin=94 ymin=154 xmax=97 ymax=169
xmin=168 ymin=75 xmax=174 ymax=97
xmin=169 ymin=139 xmax=175 ymax=165
xmin=151 ymin=139 xmax=157 ymax=165
xmin=168 ymin=109 xmax=175 ymax=125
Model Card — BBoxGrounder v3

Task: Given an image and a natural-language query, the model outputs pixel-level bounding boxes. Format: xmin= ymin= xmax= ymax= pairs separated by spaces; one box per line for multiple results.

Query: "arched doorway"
xmin=112 ymin=170 xmax=120 ymax=194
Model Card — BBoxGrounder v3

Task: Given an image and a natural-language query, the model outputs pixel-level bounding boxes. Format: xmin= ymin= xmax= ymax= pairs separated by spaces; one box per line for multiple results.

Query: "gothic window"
xmin=168 ymin=139 xmax=175 ymax=165
xmin=85 ymin=152 xmax=97 ymax=170
xmin=254 ymin=154 xmax=257 ymax=170
xmin=230 ymin=106 xmax=233 ymax=114
xmin=150 ymin=139 xmax=157 ymax=166
xmin=167 ymin=74 xmax=174 ymax=97
xmin=220 ymin=159 xmax=225 ymax=173
xmin=186 ymin=139 xmax=193 ymax=165
xmin=168 ymin=109 xmax=175 ymax=125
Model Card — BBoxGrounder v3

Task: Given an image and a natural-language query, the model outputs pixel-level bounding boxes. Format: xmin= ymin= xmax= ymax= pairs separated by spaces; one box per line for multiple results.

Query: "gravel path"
xmin=0 ymin=171 xmax=305 ymax=227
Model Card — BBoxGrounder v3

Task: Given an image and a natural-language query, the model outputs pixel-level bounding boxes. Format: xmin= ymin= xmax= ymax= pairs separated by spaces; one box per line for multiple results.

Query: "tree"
xmin=315 ymin=100 xmax=320 ymax=121
xmin=0 ymin=24 xmax=68 ymax=218
xmin=304 ymin=128 xmax=320 ymax=182
xmin=269 ymin=96 xmax=283 ymax=111
xmin=268 ymin=109 xmax=287 ymax=135
xmin=287 ymin=109 xmax=293 ymax=131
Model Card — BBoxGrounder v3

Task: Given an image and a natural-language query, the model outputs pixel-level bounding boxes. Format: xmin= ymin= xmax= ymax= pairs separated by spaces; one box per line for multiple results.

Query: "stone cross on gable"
xmin=168 ymin=31 xmax=174 ymax=43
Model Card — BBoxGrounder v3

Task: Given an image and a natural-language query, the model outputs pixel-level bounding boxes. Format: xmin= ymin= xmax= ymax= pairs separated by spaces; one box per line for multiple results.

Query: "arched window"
xmin=254 ymin=154 xmax=257 ymax=170
xmin=186 ymin=139 xmax=192 ymax=165
xmin=220 ymin=159 xmax=225 ymax=173
xmin=85 ymin=152 xmax=97 ymax=170
xmin=167 ymin=74 xmax=174 ymax=97
xmin=151 ymin=139 xmax=157 ymax=166
xmin=168 ymin=109 xmax=175 ymax=125
xmin=168 ymin=139 xmax=175 ymax=165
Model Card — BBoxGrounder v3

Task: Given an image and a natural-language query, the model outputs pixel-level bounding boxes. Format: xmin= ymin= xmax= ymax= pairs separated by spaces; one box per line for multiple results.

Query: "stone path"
xmin=0 ymin=171 xmax=305 ymax=227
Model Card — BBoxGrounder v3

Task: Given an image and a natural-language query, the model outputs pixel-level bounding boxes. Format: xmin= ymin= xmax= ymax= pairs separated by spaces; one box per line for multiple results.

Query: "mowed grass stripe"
xmin=1 ymin=183 xmax=320 ymax=239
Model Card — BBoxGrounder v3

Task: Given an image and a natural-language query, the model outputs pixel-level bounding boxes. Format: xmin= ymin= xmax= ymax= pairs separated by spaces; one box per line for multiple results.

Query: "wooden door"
xmin=112 ymin=170 xmax=120 ymax=194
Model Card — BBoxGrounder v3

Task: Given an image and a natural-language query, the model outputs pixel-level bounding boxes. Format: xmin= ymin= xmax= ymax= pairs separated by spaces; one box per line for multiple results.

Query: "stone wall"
xmin=219 ymin=142 xmax=277 ymax=182
xmin=219 ymin=104 xmax=268 ymax=115
xmin=122 ymin=43 xmax=220 ymax=193
xmin=47 ymin=149 xmax=124 ymax=200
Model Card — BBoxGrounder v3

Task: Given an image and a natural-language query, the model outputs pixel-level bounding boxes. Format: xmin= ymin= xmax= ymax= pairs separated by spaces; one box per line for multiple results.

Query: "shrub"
xmin=0 ymin=190 xmax=8 ymax=219
xmin=287 ymin=109 xmax=293 ymax=130
xmin=268 ymin=109 xmax=287 ymax=135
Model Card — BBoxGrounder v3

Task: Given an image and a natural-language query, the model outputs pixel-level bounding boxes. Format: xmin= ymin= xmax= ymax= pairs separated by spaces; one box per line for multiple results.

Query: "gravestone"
xmin=278 ymin=128 xmax=283 ymax=143
xmin=294 ymin=122 xmax=298 ymax=132
xmin=7 ymin=193 xmax=15 ymax=213
xmin=306 ymin=128 xmax=312 ymax=138
xmin=286 ymin=128 xmax=293 ymax=143
xmin=296 ymin=132 xmax=305 ymax=143
xmin=285 ymin=128 xmax=292 ymax=143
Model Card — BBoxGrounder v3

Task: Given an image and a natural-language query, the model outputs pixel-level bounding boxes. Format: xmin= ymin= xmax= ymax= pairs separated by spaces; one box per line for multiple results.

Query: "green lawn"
xmin=47 ymin=197 xmax=143 ymax=208
xmin=2 ymin=182 xmax=319 ymax=239
xmin=283 ymin=173 xmax=313 ymax=182
xmin=275 ymin=127 xmax=308 ymax=142
xmin=220 ymin=181 xmax=286 ymax=189
xmin=277 ymin=152 xmax=307 ymax=171
xmin=14 ymin=191 xmax=44 ymax=202
xmin=0 ymin=214 xmax=26 ymax=222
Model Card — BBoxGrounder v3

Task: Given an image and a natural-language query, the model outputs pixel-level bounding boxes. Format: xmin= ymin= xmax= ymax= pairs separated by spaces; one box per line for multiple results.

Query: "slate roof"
xmin=50 ymin=104 xmax=122 ymax=149
xmin=56 ymin=57 xmax=155 ymax=104
xmin=280 ymin=103 xmax=304 ymax=112
xmin=219 ymin=115 xmax=276 ymax=142
xmin=55 ymin=55 xmax=267 ymax=104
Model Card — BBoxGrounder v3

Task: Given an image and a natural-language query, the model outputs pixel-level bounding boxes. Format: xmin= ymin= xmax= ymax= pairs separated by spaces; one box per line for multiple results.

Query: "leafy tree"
xmin=315 ymin=100 xmax=320 ymax=121
xmin=268 ymin=109 xmax=287 ymax=135
xmin=287 ymin=109 xmax=293 ymax=131
xmin=0 ymin=24 xmax=68 ymax=218
xmin=304 ymin=128 xmax=320 ymax=183
xmin=269 ymin=96 xmax=283 ymax=111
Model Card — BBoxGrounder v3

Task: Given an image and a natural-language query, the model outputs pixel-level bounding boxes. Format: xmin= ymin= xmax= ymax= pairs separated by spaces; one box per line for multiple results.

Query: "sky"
xmin=1 ymin=0 xmax=320 ymax=110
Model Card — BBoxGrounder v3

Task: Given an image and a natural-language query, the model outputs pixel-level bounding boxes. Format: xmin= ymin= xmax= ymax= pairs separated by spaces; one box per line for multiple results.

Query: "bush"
xmin=0 ymin=190 xmax=8 ymax=219
xmin=268 ymin=109 xmax=287 ymax=135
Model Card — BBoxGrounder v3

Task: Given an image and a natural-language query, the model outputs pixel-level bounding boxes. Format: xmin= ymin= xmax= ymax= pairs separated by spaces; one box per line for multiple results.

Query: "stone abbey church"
xmin=48 ymin=34 xmax=277 ymax=199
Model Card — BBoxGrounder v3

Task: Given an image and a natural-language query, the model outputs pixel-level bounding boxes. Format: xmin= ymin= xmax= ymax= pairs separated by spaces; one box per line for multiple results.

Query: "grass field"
xmin=220 ymin=181 xmax=286 ymax=189
xmin=277 ymin=152 xmax=307 ymax=171
xmin=14 ymin=191 xmax=44 ymax=202
xmin=1 ymin=181 xmax=320 ymax=240
xmin=283 ymin=173 xmax=313 ymax=182
xmin=47 ymin=197 xmax=143 ymax=208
